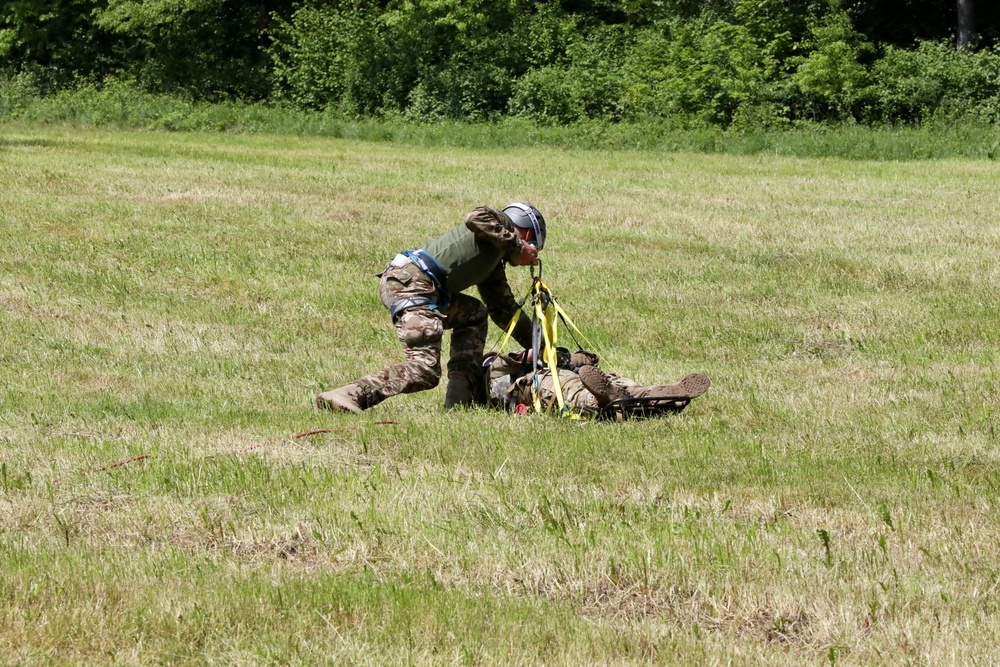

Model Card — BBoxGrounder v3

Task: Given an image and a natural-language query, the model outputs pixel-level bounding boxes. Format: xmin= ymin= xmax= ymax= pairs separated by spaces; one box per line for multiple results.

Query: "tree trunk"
xmin=957 ymin=0 xmax=975 ymax=49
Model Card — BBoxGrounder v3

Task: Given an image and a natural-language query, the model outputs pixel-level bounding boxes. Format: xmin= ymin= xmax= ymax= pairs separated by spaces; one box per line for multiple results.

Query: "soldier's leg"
xmin=318 ymin=263 xmax=443 ymax=412
xmin=510 ymin=370 xmax=599 ymax=412
xmin=442 ymin=293 xmax=488 ymax=408
xmin=547 ymin=369 xmax=598 ymax=411
xmin=353 ymin=307 xmax=444 ymax=407
xmin=629 ymin=373 xmax=711 ymax=400
xmin=578 ymin=365 xmax=628 ymax=407
xmin=579 ymin=366 xmax=710 ymax=408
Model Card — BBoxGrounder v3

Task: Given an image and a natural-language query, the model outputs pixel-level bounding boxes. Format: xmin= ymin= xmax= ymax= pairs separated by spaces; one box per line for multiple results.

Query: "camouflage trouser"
xmin=354 ymin=261 xmax=487 ymax=407
xmin=506 ymin=369 xmax=637 ymax=412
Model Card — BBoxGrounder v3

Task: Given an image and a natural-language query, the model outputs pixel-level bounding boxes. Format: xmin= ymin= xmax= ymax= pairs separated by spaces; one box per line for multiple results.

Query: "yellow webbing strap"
xmin=531 ymin=294 xmax=567 ymax=413
xmin=494 ymin=282 xmax=536 ymax=355
xmin=551 ymin=300 xmax=596 ymax=355
xmin=549 ymin=292 xmax=620 ymax=379
xmin=531 ymin=296 xmax=545 ymax=412
xmin=540 ymin=295 xmax=566 ymax=412
xmin=495 ymin=276 xmax=585 ymax=419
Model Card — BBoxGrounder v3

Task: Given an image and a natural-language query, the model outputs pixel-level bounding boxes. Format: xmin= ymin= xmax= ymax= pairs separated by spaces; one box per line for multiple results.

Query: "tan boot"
xmin=570 ymin=350 xmax=599 ymax=367
xmin=444 ymin=372 xmax=473 ymax=410
xmin=316 ymin=383 xmax=366 ymax=414
xmin=578 ymin=365 xmax=628 ymax=408
xmin=634 ymin=373 xmax=711 ymax=400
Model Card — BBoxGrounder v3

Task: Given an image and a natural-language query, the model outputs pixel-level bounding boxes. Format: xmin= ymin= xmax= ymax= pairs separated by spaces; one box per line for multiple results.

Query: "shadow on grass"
xmin=6 ymin=138 xmax=63 ymax=147
xmin=1 ymin=136 xmax=81 ymax=150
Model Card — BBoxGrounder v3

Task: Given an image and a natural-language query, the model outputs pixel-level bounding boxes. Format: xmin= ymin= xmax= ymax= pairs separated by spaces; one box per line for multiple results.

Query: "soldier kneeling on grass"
xmin=483 ymin=348 xmax=711 ymax=417
xmin=317 ymin=203 xmax=545 ymax=414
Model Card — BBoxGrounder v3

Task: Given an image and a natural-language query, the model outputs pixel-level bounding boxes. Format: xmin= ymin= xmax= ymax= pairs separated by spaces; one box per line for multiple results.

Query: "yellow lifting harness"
xmin=493 ymin=261 xmax=601 ymax=418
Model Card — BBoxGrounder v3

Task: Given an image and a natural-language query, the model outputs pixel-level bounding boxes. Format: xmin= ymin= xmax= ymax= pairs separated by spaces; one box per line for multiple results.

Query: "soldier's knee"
xmin=403 ymin=345 xmax=442 ymax=390
xmin=397 ymin=309 xmax=444 ymax=348
xmin=410 ymin=362 xmax=442 ymax=391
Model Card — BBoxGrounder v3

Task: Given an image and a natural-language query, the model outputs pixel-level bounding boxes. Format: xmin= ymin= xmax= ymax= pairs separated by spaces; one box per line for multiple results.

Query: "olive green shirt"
xmin=421 ymin=207 xmax=533 ymax=347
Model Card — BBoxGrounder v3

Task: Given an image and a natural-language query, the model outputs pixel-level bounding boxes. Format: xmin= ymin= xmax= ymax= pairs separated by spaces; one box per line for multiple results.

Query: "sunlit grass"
xmin=2 ymin=126 xmax=1000 ymax=664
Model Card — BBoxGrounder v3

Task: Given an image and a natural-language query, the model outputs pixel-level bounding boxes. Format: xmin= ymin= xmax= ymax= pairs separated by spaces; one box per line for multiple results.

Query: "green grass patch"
xmin=2 ymin=126 xmax=1000 ymax=664
xmin=2 ymin=79 xmax=1000 ymax=160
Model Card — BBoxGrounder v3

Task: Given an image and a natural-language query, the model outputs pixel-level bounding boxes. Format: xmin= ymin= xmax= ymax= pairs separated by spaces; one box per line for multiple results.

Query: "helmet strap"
xmin=508 ymin=203 xmax=543 ymax=248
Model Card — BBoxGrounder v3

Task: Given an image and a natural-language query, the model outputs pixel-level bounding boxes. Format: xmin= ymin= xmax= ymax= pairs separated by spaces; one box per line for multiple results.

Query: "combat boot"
xmin=444 ymin=372 xmax=473 ymax=409
xmin=569 ymin=350 xmax=599 ymax=367
xmin=316 ymin=383 xmax=366 ymax=414
xmin=634 ymin=373 xmax=711 ymax=400
xmin=578 ymin=365 xmax=628 ymax=408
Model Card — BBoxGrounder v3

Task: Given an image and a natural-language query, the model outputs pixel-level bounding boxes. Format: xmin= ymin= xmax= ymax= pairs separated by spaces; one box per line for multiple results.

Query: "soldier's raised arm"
xmin=477 ymin=262 xmax=533 ymax=349
xmin=464 ymin=207 xmax=522 ymax=253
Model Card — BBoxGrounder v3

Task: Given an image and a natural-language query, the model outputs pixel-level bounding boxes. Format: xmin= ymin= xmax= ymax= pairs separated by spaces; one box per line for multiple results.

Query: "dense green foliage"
xmin=4 ymin=80 xmax=1000 ymax=161
xmin=2 ymin=0 xmax=1000 ymax=126
xmin=0 ymin=0 xmax=283 ymax=99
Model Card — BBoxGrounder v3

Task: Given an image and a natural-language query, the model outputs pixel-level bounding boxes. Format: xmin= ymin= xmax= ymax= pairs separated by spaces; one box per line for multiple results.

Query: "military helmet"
xmin=503 ymin=202 xmax=546 ymax=251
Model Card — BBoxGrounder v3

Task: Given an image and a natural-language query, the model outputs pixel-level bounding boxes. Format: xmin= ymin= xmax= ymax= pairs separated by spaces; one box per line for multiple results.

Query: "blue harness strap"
xmin=398 ymin=248 xmax=450 ymax=313
xmin=387 ymin=249 xmax=451 ymax=322
xmin=401 ymin=249 xmax=448 ymax=293
xmin=389 ymin=296 xmax=438 ymax=323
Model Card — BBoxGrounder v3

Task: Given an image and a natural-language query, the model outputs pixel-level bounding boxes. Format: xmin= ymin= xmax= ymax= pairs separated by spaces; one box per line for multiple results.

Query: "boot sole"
xmin=578 ymin=365 xmax=629 ymax=407
xmin=316 ymin=392 xmax=363 ymax=414
xmin=648 ymin=373 xmax=711 ymax=400
xmin=680 ymin=373 xmax=711 ymax=398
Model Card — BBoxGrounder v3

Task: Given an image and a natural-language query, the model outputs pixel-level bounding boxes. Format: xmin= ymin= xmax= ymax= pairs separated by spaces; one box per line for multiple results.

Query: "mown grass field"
xmin=2 ymin=125 xmax=999 ymax=665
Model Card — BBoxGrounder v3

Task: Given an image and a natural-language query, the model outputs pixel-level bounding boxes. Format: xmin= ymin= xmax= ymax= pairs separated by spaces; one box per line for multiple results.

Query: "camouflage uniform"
xmin=485 ymin=350 xmax=636 ymax=412
xmin=352 ymin=207 xmax=535 ymax=409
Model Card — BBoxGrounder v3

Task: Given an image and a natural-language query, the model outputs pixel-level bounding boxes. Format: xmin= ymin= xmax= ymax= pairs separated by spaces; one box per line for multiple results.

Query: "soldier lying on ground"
xmin=483 ymin=349 xmax=711 ymax=416
xmin=317 ymin=203 xmax=546 ymax=414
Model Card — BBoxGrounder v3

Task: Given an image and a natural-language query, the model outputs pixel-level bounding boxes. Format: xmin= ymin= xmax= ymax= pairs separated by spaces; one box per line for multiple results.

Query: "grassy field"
xmin=2 ymin=125 xmax=1000 ymax=665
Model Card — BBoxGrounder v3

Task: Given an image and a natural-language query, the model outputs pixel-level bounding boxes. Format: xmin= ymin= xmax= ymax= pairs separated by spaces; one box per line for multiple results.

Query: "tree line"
xmin=2 ymin=0 xmax=999 ymax=127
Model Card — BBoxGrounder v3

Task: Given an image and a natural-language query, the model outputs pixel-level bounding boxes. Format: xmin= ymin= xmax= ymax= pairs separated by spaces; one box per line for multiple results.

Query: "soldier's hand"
xmin=511 ymin=242 xmax=538 ymax=266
